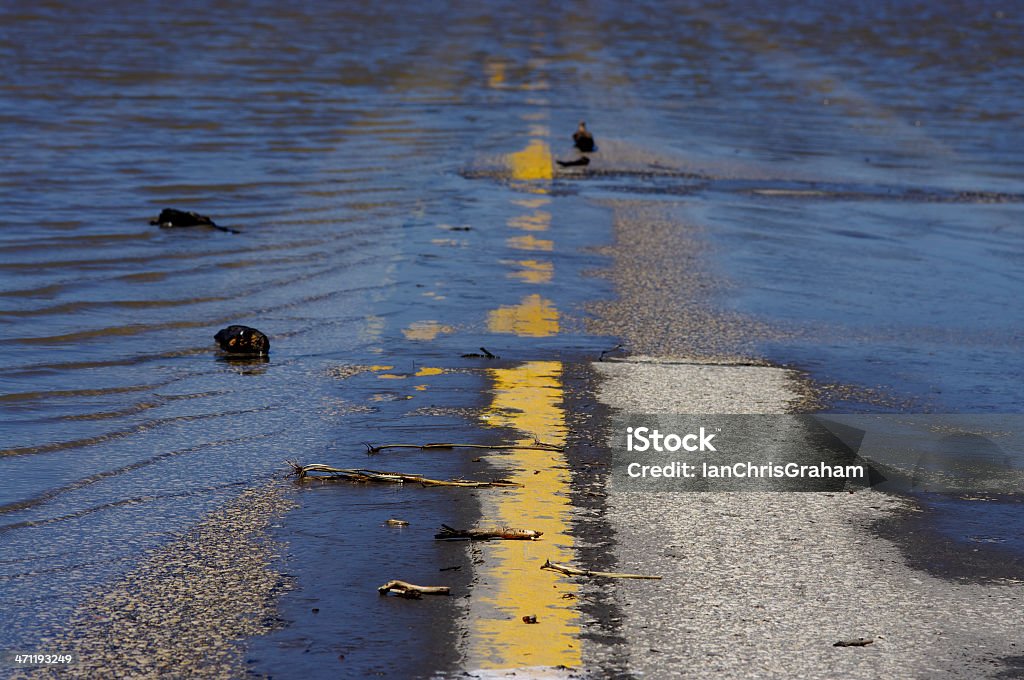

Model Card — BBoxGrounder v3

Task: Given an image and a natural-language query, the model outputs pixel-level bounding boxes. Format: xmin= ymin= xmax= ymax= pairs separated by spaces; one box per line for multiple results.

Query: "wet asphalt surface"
xmin=2 ymin=1 xmax=1023 ymax=677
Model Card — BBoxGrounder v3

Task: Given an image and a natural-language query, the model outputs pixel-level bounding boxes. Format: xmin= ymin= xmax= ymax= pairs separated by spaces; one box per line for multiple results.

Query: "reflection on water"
xmin=402 ymin=320 xmax=456 ymax=341
xmin=488 ymin=294 xmax=560 ymax=338
xmin=508 ymin=259 xmax=554 ymax=284
xmin=1 ymin=0 xmax=1021 ymax=674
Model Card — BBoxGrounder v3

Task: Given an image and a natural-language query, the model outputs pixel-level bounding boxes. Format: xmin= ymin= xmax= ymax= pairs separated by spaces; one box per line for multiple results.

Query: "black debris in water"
xmin=215 ymin=325 xmax=270 ymax=356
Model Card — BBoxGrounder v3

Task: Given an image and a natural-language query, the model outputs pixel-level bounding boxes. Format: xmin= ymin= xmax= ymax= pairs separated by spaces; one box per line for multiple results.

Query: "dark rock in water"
xmin=151 ymin=208 xmax=216 ymax=227
xmin=150 ymin=208 xmax=239 ymax=234
xmin=556 ymin=156 xmax=590 ymax=167
xmin=214 ymin=325 xmax=269 ymax=355
xmin=572 ymin=121 xmax=595 ymax=152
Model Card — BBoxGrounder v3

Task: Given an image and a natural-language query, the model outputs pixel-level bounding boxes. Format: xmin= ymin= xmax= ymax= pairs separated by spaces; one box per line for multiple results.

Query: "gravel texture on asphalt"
xmin=24 ymin=483 xmax=295 ymax=679
xmin=586 ymin=200 xmax=779 ymax=363
xmin=594 ymin=358 xmax=1023 ymax=679
xmin=584 ymin=198 xmax=1023 ymax=678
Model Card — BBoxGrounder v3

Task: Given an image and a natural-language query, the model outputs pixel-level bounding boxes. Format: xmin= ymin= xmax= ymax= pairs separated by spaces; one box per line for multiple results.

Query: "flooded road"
xmin=1 ymin=0 xmax=1022 ymax=677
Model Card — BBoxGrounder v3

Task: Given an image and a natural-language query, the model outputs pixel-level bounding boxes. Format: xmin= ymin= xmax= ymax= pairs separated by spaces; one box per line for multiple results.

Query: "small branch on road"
xmin=378 ymin=580 xmax=450 ymax=598
xmin=434 ymin=524 xmax=543 ymax=541
xmin=289 ymin=462 xmax=520 ymax=488
xmin=541 ymin=559 xmax=662 ymax=580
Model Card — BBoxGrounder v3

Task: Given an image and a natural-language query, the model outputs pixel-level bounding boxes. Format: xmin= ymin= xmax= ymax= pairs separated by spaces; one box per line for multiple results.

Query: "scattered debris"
xmin=522 ymin=615 xmax=538 ymax=624
xmin=150 ymin=208 xmax=239 ymax=234
xmin=833 ymin=638 xmax=875 ymax=647
xmin=461 ymin=347 xmax=499 ymax=359
xmin=215 ymin=325 xmax=269 ymax=356
xmin=541 ymin=559 xmax=662 ymax=580
xmin=556 ymin=156 xmax=590 ymax=168
xmin=364 ymin=440 xmax=562 ymax=455
xmin=378 ymin=580 xmax=450 ymax=599
xmin=385 ymin=519 xmax=409 ymax=527
xmin=290 ymin=463 xmax=520 ymax=488
xmin=434 ymin=525 xmax=543 ymax=541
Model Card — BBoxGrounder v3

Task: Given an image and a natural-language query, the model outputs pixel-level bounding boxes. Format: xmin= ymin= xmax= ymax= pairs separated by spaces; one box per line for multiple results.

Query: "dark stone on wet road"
xmin=557 ymin=156 xmax=591 ymax=167
xmin=572 ymin=121 xmax=595 ymax=152
xmin=215 ymin=325 xmax=270 ymax=355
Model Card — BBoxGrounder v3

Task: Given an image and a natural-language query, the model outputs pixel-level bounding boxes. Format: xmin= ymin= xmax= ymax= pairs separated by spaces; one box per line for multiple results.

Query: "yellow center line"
xmin=486 ymin=60 xmax=507 ymax=89
xmin=467 ymin=360 xmax=580 ymax=671
xmin=462 ymin=117 xmax=581 ymax=670
xmin=506 ymin=234 xmax=554 ymax=252
xmin=512 ymin=197 xmax=551 ymax=209
xmin=508 ymin=139 xmax=553 ymax=182
xmin=487 ymin=294 xmax=559 ymax=338
xmin=508 ymin=211 xmax=552 ymax=232
xmin=507 ymin=259 xmax=553 ymax=284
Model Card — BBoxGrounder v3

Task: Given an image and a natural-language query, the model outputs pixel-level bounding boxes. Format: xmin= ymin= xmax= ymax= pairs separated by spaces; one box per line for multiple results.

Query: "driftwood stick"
xmin=365 ymin=441 xmax=563 ymax=455
xmin=434 ymin=524 xmax=543 ymax=541
xmin=290 ymin=463 xmax=521 ymax=488
xmin=378 ymin=580 xmax=450 ymax=599
xmin=541 ymin=559 xmax=662 ymax=580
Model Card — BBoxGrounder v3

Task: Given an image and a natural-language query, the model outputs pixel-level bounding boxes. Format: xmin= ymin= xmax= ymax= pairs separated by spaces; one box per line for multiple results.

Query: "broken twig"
xmin=291 ymin=463 xmax=520 ymax=488
xmin=434 ymin=524 xmax=543 ymax=541
xmin=833 ymin=638 xmax=874 ymax=647
xmin=378 ymin=580 xmax=450 ymax=598
xmin=541 ymin=559 xmax=662 ymax=580
xmin=364 ymin=441 xmax=563 ymax=455
xmin=461 ymin=347 xmax=499 ymax=359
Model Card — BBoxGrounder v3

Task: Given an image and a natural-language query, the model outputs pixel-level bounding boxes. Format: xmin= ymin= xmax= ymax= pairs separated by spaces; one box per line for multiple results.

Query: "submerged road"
xmin=2 ymin=1 xmax=1022 ymax=678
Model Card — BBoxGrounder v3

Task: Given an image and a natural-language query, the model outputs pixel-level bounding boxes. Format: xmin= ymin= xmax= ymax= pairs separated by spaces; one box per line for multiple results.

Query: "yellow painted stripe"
xmin=508 ymin=139 xmax=553 ymax=181
xmin=508 ymin=259 xmax=553 ymax=284
xmin=512 ymin=197 xmax=551 ymax=209
xmin=506 ymin=234 xmax=554 ymax=252
xmin=508 ymin=211 xmax=552 ymax=232
xmin=487 ymin=294 xmax=559 ymax=338
xmin=468 ymin=360 xmax=580 ymax=670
